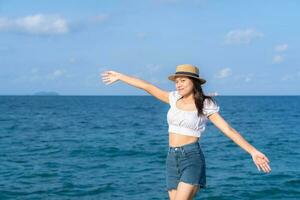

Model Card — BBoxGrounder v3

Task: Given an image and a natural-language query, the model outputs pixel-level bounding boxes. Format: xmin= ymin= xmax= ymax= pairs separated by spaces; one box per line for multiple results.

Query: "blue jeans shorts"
xmin=166 ymin=141 xmax=207 ymax=191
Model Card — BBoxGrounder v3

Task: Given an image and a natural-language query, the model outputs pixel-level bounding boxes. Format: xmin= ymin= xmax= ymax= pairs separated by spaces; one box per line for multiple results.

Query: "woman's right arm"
xmin=101 ymin=70 xmax=170 ymax=104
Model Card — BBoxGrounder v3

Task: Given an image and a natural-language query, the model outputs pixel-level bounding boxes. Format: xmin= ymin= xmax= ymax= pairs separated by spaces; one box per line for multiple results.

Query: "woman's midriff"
xmin=169 ymin=132 xmax=199 ymax=147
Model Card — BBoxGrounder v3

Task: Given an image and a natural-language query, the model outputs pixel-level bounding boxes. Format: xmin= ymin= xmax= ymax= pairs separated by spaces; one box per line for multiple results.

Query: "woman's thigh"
xmin=168 ymin=189 xmax=177 ymax=200
xmin=168 ymin=183 xmax=199 ymax=200
xmin=176 ymin=181 xmax=200 ymax=200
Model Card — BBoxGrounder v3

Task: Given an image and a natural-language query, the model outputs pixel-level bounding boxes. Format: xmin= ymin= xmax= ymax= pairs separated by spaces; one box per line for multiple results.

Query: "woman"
xmin=101 ymin=64 xmax=271 ymax=200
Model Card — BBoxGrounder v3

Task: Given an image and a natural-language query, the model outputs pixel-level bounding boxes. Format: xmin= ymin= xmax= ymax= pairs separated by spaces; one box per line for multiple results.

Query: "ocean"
xmin=0 ymin=95 xmax=299 ymax=200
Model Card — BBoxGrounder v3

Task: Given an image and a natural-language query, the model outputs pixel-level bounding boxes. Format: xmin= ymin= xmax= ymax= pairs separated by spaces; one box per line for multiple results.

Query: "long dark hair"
xmin=189 ymin=77 xmax=217 ymax=117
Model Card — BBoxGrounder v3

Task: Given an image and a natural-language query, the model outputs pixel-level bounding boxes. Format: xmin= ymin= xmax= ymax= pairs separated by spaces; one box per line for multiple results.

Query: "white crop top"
xmin=167 ymin=90 xmax=220 ymax=138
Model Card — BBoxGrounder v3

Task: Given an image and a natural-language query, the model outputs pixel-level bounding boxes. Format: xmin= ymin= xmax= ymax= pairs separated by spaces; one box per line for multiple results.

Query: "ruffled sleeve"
xmin=168 ymin=90 xmax=181 ymax=106
xmin=203 ymin=98 xmax=220 ymax=117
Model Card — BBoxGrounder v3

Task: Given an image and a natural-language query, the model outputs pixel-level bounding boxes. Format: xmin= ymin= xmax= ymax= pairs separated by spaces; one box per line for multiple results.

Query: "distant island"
xmin=33 ymin=91 xmax=60 ymax=96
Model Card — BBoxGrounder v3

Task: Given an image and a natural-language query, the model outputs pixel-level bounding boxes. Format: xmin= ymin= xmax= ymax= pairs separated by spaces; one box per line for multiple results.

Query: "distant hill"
xmin=33 ymin=91 xmax=60 ymax=96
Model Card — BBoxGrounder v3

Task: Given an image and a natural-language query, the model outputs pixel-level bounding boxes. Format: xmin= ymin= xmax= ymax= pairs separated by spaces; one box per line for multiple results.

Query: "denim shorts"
xmin=165 ymin=141 xmax=207 ymax=191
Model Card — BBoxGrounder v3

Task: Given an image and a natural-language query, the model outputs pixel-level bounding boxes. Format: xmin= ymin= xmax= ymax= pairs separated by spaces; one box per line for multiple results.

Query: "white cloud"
xmin=281 ymin=74 xmax=293 ymax=81
xmin=11 ymin=67 xmax=74 ymax=84
xmin=272 ymin=55 xmax=285 ymax=64
xmin=145 ymin=64 xmax=164 ymax=84
xmin=242 ymin=74 xmax=253 ymax=82
xmin=30 ymin=67 xmax=39 ymax=74
xmin=53 ymin=69 xmax=65 ymax=77
xmin=46 ymin=69 xmax=73 ymax=80
xmin=244 ymin=77 xmax=251 ymax=82
xmin=272 ymin=44 xmax=288 ymax=64
xmin=233 ymin=73 xmax=254 ymax=83
xmin=149 ymin=77 xmax=160 ymax=84
xmin=0 ymin=18 xmax=10 ymax=29
xmin=281 ymin=71 xmax=300 ymax=81
xmin=89 ymin=14 xmax=109 ymax=24
xmin=146 ymin=64 xmax=162 ymax=74
xmin=137 ymin=32 xmax=147 ymax=39
xmin=132 ymin=64 xmax=165 ymax=84
xmin=275 ymin=43 xmax=288 ymax=52
xmin=224 ymin=28 xmax=264 ymax=45
xmin=0 ymin=14 xmax=69 ymax=35
xmin=28 ymin=68 xmax=42 ymax=82
xmin=69 ymin=57 xmax=77 ymax=64
xmin=215 ymin=67 xmax=232 ymax=79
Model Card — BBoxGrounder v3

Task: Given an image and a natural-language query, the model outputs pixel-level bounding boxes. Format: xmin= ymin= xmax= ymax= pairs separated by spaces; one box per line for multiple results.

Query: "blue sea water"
xmin=0 ymin=95 xmax=299 ymax=200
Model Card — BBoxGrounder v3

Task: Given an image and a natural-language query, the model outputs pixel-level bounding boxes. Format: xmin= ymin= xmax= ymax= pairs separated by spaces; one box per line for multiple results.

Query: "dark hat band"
xmin=175 ymin=71 xmax=199 ymax=77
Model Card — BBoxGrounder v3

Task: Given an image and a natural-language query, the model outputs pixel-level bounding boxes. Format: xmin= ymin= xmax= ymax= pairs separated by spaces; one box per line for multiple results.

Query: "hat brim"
xmin=168 ymin=74 xmax=206 ymax=84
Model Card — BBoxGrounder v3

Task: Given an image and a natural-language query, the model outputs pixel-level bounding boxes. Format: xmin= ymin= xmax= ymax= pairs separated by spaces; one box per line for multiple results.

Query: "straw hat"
xmin=168 ymin=64 xmax=206 ymax=84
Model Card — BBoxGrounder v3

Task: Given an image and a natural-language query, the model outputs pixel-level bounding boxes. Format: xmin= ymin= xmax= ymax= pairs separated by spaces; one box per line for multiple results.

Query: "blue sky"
xmin=1 ymin=0 xmax=299 ymax=95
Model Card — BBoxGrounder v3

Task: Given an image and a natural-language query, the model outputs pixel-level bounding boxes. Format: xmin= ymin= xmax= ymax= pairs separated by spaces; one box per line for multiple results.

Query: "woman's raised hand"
xmin=101 ymin=70 xmax=122 ymax=85
xmin=251 ymin=150 xmax=271 ymax=173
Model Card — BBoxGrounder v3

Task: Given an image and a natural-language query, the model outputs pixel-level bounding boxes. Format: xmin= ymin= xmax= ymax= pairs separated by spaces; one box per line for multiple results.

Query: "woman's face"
xmin=175 ymin=76 xmax=194 ymax=96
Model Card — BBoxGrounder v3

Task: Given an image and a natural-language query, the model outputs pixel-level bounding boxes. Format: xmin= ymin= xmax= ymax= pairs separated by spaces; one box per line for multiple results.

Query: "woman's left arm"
xmin=208 ymin=112 xmax=271 ymax=173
